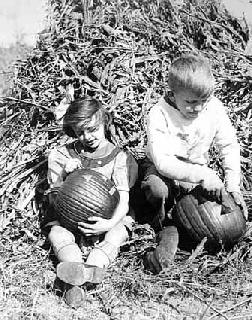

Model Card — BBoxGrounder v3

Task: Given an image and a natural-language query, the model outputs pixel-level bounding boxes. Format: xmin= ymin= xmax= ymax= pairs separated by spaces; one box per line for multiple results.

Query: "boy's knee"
xmin=142 ymin=174 xmax=169 ymax=202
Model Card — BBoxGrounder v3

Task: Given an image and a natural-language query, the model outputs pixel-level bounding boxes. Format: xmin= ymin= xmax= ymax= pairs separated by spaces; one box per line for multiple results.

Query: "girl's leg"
xmin=55 ymin=222 xmax=127 ymax=306
xmin=48 ymin=225 xmax=86 ymax=308
xmin=48 ymin=225 xmax=83 ymax=262
xmin=86 ymin=222 xmax=129 ymax=268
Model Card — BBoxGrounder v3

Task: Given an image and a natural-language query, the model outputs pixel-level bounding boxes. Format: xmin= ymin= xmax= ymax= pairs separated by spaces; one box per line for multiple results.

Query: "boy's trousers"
xmin=140 ymin=158 xmax=196 ymax=231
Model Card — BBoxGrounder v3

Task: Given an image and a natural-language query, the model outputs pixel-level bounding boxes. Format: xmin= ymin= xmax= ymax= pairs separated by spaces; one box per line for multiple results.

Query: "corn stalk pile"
xmin=0 ymin=0 xmax=252 ymax=231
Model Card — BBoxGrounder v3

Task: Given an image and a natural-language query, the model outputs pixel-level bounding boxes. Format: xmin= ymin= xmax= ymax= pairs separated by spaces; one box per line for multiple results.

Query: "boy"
xmin=142 ymin=53 xmax=247 ymax=273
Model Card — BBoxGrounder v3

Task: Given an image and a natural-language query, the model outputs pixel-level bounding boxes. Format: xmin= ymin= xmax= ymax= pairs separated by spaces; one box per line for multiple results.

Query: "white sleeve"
xmin=147 ymin=106 xmax=210 ymax=183
xmin=47 ymin=148 xmax=67 ymax=188
xmin=112 ymin=151 xmax=138 ymax=192
xmin=214 ymin=104 xmax=241 ymax=192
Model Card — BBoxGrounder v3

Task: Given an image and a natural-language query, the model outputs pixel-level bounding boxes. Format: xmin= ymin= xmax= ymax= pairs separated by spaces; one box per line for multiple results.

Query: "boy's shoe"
xmin=64 ymin=284 xmax=86 ymax=309
xmin=156 ymin=225 xmax=179 ymax=267
xmin=57 ymin=262 xmax=105 ymax=286
xmin=144 ymin=225 xmax=179 ymax=274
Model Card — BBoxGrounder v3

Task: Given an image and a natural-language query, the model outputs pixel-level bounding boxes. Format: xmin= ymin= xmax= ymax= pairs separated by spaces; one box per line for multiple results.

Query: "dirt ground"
xmin=1 ymin=221 xmax=252 ymax=320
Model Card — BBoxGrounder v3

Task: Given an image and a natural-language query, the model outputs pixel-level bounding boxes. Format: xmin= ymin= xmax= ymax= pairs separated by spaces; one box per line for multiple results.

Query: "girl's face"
xmin=173 ymin=89 xmax=211 ymax=119
xmin=74 ymin=114 xmax=106 ymax=150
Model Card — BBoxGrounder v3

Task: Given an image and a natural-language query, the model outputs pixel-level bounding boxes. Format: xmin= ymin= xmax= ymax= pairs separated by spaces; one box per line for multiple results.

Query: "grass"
xmin=1 ymin=217 xmax=252 ymax=320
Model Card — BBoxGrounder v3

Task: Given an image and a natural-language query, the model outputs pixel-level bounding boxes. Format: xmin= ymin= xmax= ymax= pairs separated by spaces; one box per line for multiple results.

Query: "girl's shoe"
xmin=64 ymin=285 xmax=86 ymax=309
xmin=143 ymin=250 xmax=162 ymax=274
xmin=57 ymin=262 xmax=105 ymax=286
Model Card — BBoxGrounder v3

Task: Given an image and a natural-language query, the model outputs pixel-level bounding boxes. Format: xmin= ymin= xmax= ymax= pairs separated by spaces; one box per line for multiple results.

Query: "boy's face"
xmin=74 ymin=114 xmax=106 ymax=150
xmin=173 ymin=89 xmax=211 ymax=119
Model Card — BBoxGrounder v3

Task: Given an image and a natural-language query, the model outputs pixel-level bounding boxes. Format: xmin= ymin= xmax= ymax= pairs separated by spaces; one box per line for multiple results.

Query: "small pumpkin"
xmin=55 ymin=168 xmax=120 ymax=232
xmin=173 ymin=185 xmax=246 ymax=249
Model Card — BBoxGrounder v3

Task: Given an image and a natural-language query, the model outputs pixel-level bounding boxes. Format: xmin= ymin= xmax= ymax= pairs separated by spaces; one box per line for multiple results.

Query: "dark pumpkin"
xmin=55 ymin=168 xmax=120 ymax=232
xmin=173 ymin=185 xmax=246 ymax=249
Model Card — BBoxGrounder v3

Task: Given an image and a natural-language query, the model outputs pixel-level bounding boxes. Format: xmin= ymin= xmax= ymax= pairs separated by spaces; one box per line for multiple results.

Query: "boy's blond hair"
xmin=168 ymin=53 xmax=215 ymax=98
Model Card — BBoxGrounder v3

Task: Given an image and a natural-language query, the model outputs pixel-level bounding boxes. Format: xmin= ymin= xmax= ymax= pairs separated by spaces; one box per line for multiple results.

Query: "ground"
xmin=1 ymin=1 xmax=252 ymax=319
xmin=1 ymin=218 xmax=252 ymax=320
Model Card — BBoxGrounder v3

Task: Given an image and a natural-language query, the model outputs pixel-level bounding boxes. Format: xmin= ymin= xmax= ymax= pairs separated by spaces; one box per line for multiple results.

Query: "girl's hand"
xmin=78 ymin=217 xmax=114 ymax=236
xmin=64 ymin=158 xmax=81 ymax=174
xmin=230 ymin=191 xmax=248 ymax=220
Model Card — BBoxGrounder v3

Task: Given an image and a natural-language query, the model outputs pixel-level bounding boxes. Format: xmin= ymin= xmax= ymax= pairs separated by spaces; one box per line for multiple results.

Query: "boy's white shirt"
xmin=146 ymin=96 xmax=241 ymax=192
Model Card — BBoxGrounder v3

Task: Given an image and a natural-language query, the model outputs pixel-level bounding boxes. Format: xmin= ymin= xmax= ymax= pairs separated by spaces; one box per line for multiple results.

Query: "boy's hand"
xmin=230 ymin=191 xmax=248 ymax=220
xmin=78 ymin=217 xmax=114 ymax=236
xmin=64 ymin=159 xmax=82 ymax=174
xmin=200 ymin=169 xmax=226 ymax=202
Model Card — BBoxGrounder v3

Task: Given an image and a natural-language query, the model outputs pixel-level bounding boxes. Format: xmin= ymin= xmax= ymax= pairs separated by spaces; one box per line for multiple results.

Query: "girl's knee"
xmin=48 ymin=225 xmax=75 ymax=246
xmin=105 ymin=222 xmax=129 ymax=247
xmin=87 ymin=223 xmax=129 ymax=268
xmin=48 ymin=226 xmax=83 ymax=262
xmin=87 ymin=240 xmax=119 ymax=268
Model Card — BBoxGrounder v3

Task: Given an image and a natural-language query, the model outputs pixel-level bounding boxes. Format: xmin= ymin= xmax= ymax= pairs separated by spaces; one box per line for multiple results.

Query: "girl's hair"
xmin=63 ymin=98 xmax=110 ymax=138
xmin=167 ymin=53 xmax=215 ymax=98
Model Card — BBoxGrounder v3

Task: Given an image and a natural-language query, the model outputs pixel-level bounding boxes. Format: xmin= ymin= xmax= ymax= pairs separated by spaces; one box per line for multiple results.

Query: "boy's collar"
xmin=164 ymin=91 xmax=178 ymax=110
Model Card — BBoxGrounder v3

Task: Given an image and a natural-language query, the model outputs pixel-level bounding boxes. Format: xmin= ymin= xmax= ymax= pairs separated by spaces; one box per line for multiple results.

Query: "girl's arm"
xmin=48 ymin=148 xmax=81 ymax=189
xmin=47 ymin=147 xmax=81 ymax=209
xmin=78 ymin=150 xmax=137 ymax=236
xmin=78 ymin=190 xmax=129 ymax=236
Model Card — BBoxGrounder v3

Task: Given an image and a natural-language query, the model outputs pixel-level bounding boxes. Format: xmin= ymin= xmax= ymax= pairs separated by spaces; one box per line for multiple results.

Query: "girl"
xmin=46 ymin=98 xmax=138 ymax=308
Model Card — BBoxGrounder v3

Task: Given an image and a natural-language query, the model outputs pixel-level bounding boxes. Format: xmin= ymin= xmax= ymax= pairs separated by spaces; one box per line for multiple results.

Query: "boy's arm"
xmin=148 ymin=107 xmax=222 ymax=185
xmin=214 ymin=105 xmax=248 ymax=217
xmin=214 ymin=105 xmax=241 ymax=193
